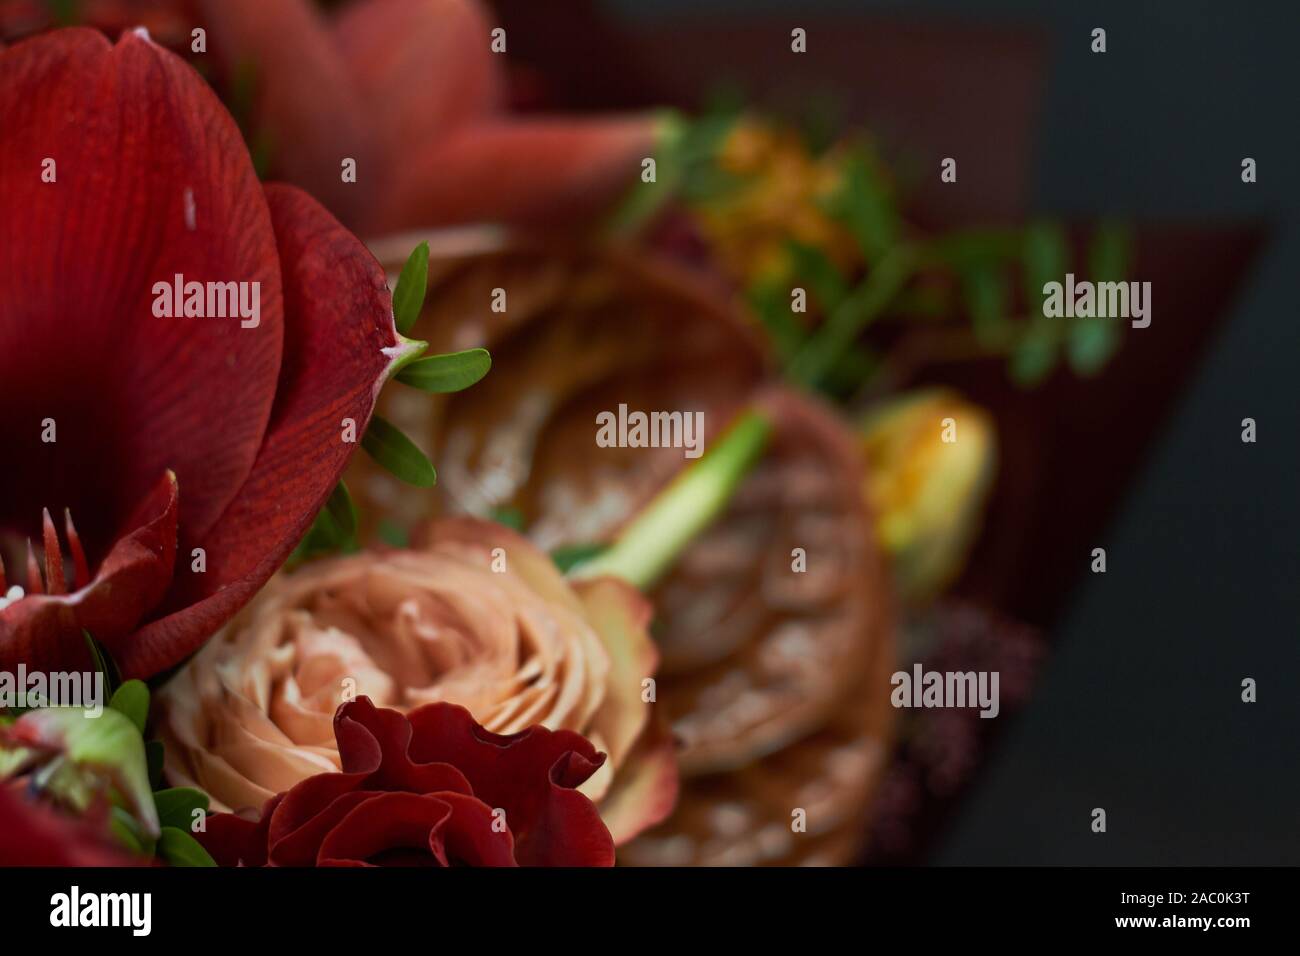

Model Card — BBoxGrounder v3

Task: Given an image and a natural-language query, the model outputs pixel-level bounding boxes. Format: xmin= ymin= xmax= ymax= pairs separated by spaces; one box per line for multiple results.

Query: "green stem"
xmin=786 ymin=243 xmax=920 ymax=389
xmin=568 ymin=408 xmax=772 ymax=590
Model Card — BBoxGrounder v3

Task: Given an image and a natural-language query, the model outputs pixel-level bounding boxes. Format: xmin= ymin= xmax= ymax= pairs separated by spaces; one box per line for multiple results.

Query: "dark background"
xmin=597 ymin=0 xmax=1300 ymax=864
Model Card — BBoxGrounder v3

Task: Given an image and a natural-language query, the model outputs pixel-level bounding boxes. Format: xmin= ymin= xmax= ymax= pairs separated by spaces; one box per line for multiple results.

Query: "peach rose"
xmin=156 ymin=518 xmax=677 ymax=844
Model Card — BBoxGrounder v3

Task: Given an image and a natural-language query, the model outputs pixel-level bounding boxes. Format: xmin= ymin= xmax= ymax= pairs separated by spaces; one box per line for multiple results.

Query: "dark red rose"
xmin=0 ymin=28 xmax=414 ymax=677
xmin=198 ymin=697 xmax=616 ymax=867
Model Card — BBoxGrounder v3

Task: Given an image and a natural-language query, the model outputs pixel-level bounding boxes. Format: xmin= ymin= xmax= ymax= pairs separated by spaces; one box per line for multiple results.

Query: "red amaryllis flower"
xmin=199 ymin=696 xmax=615 ymax=867
xmin=193 ymin=0 xmax=657 ymax=235
xmin=0 ymin=28 xmax=412 ymax=678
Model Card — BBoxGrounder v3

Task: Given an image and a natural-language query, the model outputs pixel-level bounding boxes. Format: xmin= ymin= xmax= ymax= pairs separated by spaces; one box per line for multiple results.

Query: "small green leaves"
xmin=962 ymin=265 xmax=1009 ymax=349
xmin=322 ymin=480 xmax=358 ymax=542
xmin=1021 ymin=221 xmax=1069 ymax=307
xmin=1010 ymin=323 xmax=1059 ymax=386
xmin=397 ymin=348 xmax=492 ymax=393
xmin=832 ymin=152 xmax=897 ymax=262
xmin=1066 ymin=319 xmax=1119 ymax=376
xmin=1066 ymin=221 xmax=1133 ymax=376
xmin=392 ymin=241 xmax=430 ymax=335
xmin=108 ymin=680 xmax=149 ymax=735
xmin=362 ymin=415 xmax=436 ymax=487
xmin=158 ymin=827 xmax=216 ymax=867
xmin=786 ymin=239 xmax=848 ymax=313
xmin=153 ymin=787 xmax=210 ymax=832
xmin=290 ymin=480 xmax=359 ymax=564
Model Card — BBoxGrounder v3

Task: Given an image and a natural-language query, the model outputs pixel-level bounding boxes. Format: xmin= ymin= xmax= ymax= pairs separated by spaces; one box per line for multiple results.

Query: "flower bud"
xmin=860 ymin=389 xmax=996 ymax=603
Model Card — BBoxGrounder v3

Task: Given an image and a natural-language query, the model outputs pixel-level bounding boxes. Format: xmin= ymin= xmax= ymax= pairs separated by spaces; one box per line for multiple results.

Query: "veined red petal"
xmin=384 ymin=116 xmax=657 ymax=231
xmin=0 ymin=28 xmax=283 ymax=555
xmin=115 ymin=185 xmax=404 ymax=678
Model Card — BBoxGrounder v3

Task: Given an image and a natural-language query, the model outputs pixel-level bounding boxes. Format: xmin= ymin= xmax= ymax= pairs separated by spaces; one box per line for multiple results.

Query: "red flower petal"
xmin=310 ymin=790 xmax=518 ymax=867
xmin=404 ymin=700 xmax=616 ymax=866
xmin=385 ymin=117 xmax=657 ymax=230
xmin=0 ymin=28 xmax=283 ymax=556
xmin=115 ymin=185 xmax=406 ymax=678
xmin=193 ymin=0 xmax=376 ymax=228
xmin=1 ymin=470 xmax=178 ymax=672
xmin=0 ymin=786 xmax=143 ymax=867
xmin=196 ymin=795 xmax=280 ymax=867
xmin=331 ymin=0 xmax=501 ymax=170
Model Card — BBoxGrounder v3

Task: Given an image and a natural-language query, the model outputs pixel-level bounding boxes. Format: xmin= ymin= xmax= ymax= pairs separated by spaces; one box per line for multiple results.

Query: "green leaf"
xmin=490 ymin=506 xmax=526 ymax=532
xmin=19 ymin=707 xmax=158 ymax=837
xmin=1010 ymin=324 xmax=1058 ymax=386
xmin=551 ymin=543 xmax=608 ymax=574
xmin=396 ymin=348 xmax=492 ymax=393
xmin=747 ymin=277 xmax=805 ymax=360
xmin=786 ymin=240 xmax=848 ymax=312
xmin=82 ymin=630 xmax=119 ymax=698
xmin=1022 ymin=221 xmax=1069 ymax=310
xmin=110 ymin=805 xmax=150 ymax=857
xmin=392 ymin=241 xmax=430 ymax=335
xmin=377 ymin=519 xmax=409 ymax=548
xmin=322 ymin=480 xmax=358 ymax=542
xmin=145 ymin=739 xmax=165 ymax=790
xmin=362 ymin=415 xmax=436 ymax=487
xmin=962 ymin=265 xmax=1009 ymax=348
xmin=1067 ymin=319 xmax=1120 ymax=376
xmin=108 ymin=680 xmax=149 ymax=736
xmin=153 ymin=787 xmax=210 ymax=832
xmin=158 ymin=826 xmax=217 ymax=868
xmin=832 ymin=152 xmax=897 ymax=262
xmin=1088 ymin=221 xmax=1132 ymax=283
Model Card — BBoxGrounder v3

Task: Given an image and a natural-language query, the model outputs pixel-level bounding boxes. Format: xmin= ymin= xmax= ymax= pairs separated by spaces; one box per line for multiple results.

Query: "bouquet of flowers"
xmin=0 ymin=0 xmax=1176 ymax=868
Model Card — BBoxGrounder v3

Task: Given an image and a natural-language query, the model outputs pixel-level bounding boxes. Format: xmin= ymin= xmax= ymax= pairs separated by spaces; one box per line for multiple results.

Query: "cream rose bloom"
xmin=156 ymin=518 xmax=677 ymax=844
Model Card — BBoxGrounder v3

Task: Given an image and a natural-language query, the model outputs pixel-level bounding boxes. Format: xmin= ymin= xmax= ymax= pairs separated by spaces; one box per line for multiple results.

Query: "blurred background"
xmin=555 ymin=0 xmax=1300 ymax=865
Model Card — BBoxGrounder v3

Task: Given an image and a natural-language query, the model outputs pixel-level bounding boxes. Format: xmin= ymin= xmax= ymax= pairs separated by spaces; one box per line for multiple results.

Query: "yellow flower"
xmin=861 ymin=389 xmax=996 ymax=602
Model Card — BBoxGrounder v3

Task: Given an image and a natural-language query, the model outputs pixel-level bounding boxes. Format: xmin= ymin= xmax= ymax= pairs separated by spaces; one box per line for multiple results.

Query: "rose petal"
xmin=572 ymin=575 xmax=657 ymax=768
xmin=0 ymin=28 xmax=283 ymax=556
xmin=592 ymin=714 xmax=679 ymax=846
xmin=116 ymin=184 xmax=406 ymax=678
xmin=316 ymin=792 xmax=452 ymax=866
xmin=404 ymin=699 xmax=615 ymax=865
